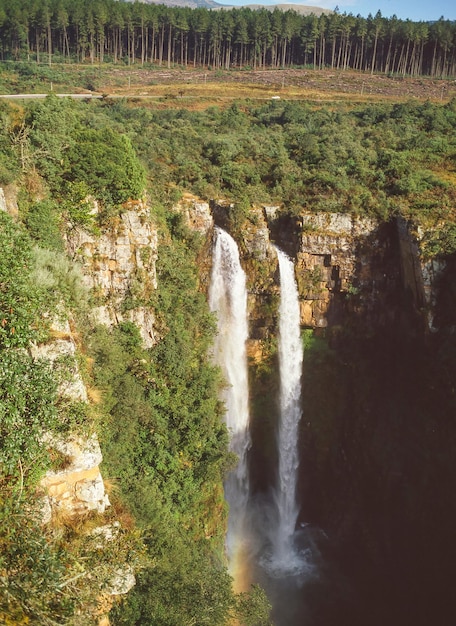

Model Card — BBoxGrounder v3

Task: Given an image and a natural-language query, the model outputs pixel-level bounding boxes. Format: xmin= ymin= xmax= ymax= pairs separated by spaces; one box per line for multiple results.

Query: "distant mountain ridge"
xmin=133 ymin=0 xmax=331 ymax=13
xmin=239 ymin=3 xmax=332 ymax=14
xmin=134 ymin=0 xmax=221 ymax=7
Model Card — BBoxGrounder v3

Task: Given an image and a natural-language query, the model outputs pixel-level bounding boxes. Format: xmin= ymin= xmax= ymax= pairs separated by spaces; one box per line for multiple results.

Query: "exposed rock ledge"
xmin=32 ymin=317 xmax=110 ymax=521
xmin=40 ymin=434 xmax=110 ymax=521
xmin=296 ymin=212 xmax=379 ymax=328
xmin=66 ymin=201 xmax=158 ymax=348
xmin=0 ymin=185 xmax=18 ymax=215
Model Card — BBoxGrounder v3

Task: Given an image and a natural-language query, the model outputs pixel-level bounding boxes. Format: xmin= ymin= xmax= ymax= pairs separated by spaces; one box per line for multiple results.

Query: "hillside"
xmin=237 ymin=3 xmax=332 ymax=14
xmin=126 ymin=0 xmax=331 ymax=12
xmin=128 ymin=0 xmax=222 ymax=8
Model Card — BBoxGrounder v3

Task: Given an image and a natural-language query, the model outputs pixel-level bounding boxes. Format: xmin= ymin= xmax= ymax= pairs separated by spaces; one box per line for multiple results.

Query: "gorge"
xmin=203 ymin=200 xmax=456 ymax=626
xmin=1 ymin=93 xmax=456 ymax=626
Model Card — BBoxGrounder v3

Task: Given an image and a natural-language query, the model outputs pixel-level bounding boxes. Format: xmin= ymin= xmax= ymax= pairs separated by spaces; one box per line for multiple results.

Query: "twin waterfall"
xmin=272 ymin=248 xmax=306 ymax=574
xmin=209 ymin=228 xmax=307 ymax=588
xmin=209 ymin=227 xmax=251 ymax=582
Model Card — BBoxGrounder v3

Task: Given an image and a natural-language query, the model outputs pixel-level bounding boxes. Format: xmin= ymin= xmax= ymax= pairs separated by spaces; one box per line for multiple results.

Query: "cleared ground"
xmin=2 ymin=64 xmax=455 ymax=106
xmin=97 ymin=67 xmax=456 ymax=107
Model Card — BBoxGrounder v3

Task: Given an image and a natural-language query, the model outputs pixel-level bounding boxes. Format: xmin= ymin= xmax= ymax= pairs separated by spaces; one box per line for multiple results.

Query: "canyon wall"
xmin=66 ymin=200 xmax=159 ymax=348
xmin=206 ymin=201 xmax=454 ymax=626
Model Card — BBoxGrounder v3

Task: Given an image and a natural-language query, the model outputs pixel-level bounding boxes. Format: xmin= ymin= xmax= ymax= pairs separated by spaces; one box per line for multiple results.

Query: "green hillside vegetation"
xmin=0 ymin=90 xmax=456 ymax=624
xmin=0 ymin=94 xmax=272 ymax=625
xmin=88 ymin=95 xmax=456 ymax=230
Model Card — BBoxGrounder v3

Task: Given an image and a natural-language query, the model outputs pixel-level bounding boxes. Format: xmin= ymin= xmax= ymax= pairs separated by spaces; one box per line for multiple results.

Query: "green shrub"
xmin=64 ymin=128 xmax=146 ymax=206
xmin=62 ymin=181 xmax=97 ymax=228
xmin=24 ymin=199 xmax=64 ymax=251
xmin=0 ymin=352 xmax=57 ymax=482
xmin=31 ymin=246 xmax=88 ymax=315
xmin=0 ymin=497 xmax=75 ymax=625
xmin=0 ymin=212 xmax=46 ymax=348
xmin=26 ymin=94 xmax=79 ymax=189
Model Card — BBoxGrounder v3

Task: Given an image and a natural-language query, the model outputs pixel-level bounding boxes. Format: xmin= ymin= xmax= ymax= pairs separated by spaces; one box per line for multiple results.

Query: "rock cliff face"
xmin=294 ymin=212 xmax=379 ymax=328
xmin=209 ymin=205 xmax=388 ymax=331
xmin=180 ymin=195 xmax=214 ymax=234
xmin=66 ymin=200 xmax=158 ymax=348
xmin=31 ymin=317 xmax=110 ymax=521
xmin=0 ymin=187 xmax=6 ymax=212
xmin=213 ymin=206 xmax=435 ymax=337
xmin=0 ymin=185 xmax=18 ymax=216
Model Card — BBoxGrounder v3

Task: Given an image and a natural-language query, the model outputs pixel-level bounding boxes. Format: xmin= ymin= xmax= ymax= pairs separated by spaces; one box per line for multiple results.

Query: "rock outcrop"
xmin=32 ymin=317 xmax=110 ymax=520
xmin=40 ymin=434 xmax=110 ymax=520
xmin=66 ymin=201 xmax=158 ymax=348
xmin=0 ymin=187 xmax=7 ymax=212
xmin=180 ymin=195 xmax=214 ymax=235
xmin=0 ymin=186 xmax=18 ymax=215
xmin=295 ymin=212 xmax=378 ymax=327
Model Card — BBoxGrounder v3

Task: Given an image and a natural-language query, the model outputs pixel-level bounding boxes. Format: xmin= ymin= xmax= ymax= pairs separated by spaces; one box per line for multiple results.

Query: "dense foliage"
xmin=0 ymin=212 xmax=46 ymax=348
xmin=64 ymin=128 xmax=146 ymax=205
xmin=102 ymin=97 xmax=456 ymax=227
xmin=1 ymin=95 xmax=456 ymax=229
xmin=0 ymin=0 xmax=455 ymax=76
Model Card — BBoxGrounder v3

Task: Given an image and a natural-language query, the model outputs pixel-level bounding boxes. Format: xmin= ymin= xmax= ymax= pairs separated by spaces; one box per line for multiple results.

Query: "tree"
xmin=26 ymin=94 xmax=78 ymax=188
xmin=368 ymin=10 xmax=383 ymax=74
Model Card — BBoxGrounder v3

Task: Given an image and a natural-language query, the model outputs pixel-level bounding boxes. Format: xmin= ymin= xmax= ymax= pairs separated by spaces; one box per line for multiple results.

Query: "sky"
xmin=216 ymin=0 xmax=456 ymax=22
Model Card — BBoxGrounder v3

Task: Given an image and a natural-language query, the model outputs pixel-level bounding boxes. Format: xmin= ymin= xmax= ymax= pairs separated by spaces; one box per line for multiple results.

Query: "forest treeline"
xmin=0 ymin=0 xmax=455 ymax=77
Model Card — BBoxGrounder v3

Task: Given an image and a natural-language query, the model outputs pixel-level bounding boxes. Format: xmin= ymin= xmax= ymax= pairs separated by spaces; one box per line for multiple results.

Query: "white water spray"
xmin=209 ymin=227 xmax=251 ymax=578
xmin=270 ymin=247 xmax=306 ymax=575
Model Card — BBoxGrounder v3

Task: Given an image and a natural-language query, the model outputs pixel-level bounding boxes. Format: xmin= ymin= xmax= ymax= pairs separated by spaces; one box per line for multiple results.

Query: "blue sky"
xmin=216 ymin=0 xmax=456 ymax=22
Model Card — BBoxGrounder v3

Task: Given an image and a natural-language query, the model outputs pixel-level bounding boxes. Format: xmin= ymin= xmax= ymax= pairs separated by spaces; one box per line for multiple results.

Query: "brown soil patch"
xmin=98 ymin=67 xmax=456 ymax=105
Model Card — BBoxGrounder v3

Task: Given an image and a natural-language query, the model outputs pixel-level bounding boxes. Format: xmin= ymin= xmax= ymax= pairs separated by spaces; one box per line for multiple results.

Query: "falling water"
xmin=209 ymin=227 xmax=251 ymax=585
xmin=270 ymin=247 xmax=306 ymax=574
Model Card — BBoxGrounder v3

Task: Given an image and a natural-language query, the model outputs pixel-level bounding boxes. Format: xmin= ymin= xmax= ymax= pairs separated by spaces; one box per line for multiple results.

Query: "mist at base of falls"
xmin=239 ymin=498 xmax=362 ymax=626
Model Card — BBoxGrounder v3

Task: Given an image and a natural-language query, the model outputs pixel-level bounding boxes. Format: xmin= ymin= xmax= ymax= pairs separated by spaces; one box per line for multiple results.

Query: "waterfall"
xmin=271 ymin=247 xmax=305 ymax=574
xmin=209 ymin=227 xmax=251 ymax=581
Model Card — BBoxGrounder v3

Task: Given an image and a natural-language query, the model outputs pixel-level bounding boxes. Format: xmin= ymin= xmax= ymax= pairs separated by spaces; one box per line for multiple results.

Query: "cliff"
xmin=0 ymin=189 xmax=152 ymax=624
xmin=65 ymin=200 xmax=158 ymax=348
xmin=32 ymin=317 xmax=110 ymax=521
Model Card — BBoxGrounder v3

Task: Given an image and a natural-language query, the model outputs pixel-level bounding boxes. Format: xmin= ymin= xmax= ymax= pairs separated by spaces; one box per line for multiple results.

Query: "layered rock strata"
xmin=66 ymin=201 xmax=158 ymax=348
xmin=31 ymin=318 xmax=110 ymax=520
